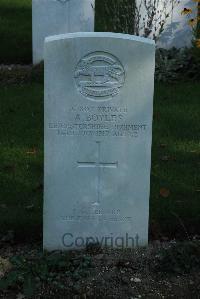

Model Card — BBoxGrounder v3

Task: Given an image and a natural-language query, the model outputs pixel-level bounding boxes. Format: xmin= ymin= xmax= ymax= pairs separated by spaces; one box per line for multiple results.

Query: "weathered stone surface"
xmin=32 ymin=0 xmax=94 ymax=64
xmin=44 ymin=32 xmax=155 ymax=251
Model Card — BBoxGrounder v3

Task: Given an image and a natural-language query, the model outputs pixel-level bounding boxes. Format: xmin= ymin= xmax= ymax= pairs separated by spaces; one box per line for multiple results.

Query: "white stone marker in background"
xmin=44 ymin=32 xmax=155 ymax=251
xmin=32 ymin=0 xmax=95 ymax=64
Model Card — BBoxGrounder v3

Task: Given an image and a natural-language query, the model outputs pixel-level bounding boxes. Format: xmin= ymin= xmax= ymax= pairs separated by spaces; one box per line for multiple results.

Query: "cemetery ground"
xmin=0 ymin=66 xmax=200 ymax=298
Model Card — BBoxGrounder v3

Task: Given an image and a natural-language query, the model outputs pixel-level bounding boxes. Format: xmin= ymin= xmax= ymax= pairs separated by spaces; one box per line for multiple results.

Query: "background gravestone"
xmin=32 ymin=0 xmax=95 ymax=64
xmin=44 ymin=32 xmax=155 ymax=251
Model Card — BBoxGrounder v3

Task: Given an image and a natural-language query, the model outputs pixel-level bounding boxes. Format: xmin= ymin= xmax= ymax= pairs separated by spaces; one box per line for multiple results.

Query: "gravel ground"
xmin=0 ymin=241 xmax=200 ymax=299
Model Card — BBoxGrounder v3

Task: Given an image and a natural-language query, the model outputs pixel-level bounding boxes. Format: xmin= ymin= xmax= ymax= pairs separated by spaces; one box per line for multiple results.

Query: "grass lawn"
xmin=0 ymin=83 xmax=43 ymax=241
xmin=0 ymin=80 xmax=199 ymax=242
xmin=0 ymin=0 xmax=32 ymax=64
xmin=151 ymin=82 xmax=200 ymax=239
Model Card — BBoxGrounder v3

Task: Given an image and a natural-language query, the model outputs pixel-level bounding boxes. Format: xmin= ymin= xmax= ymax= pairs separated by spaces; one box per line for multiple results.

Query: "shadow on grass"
xmin=0 ymin=0 xmax=32 ymax=64
xmin=0 ymin=161 xmax=43 ymax=242
xmin=0 ymin=83 xmax=43 ymax=241
xmin=149 ymin=82 xmax=200 ymax=239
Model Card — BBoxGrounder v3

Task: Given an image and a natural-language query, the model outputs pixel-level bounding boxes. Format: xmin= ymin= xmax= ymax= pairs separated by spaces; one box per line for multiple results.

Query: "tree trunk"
xmin=95 ymin=0 xmax=136 ymax=34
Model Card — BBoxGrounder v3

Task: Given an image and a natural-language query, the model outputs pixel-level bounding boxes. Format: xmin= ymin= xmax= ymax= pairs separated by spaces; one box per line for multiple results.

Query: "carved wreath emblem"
xmin=74 ymin=52 xmax=125 ymax=101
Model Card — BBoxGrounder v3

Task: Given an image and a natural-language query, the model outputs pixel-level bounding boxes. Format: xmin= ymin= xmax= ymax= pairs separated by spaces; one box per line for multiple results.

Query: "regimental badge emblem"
xmin=74 ymin=51 xmax=125 ymax=101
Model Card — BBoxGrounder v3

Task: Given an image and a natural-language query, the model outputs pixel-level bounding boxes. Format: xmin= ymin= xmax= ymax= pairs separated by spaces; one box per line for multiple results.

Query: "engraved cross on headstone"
xmin=77 ymin=141 xmax=118 ymax=205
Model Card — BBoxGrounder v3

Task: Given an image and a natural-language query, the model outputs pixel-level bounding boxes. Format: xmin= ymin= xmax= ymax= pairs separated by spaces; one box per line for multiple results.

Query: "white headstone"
xmin=32 ymin=0 xmax=95 ymax=64
xmin=44 ymin=32 xmax=155 ymax=251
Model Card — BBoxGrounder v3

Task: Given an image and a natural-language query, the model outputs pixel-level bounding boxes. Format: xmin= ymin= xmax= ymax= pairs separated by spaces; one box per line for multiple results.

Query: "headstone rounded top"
xmin=45 ymin=32 xmax=155 ymax=45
